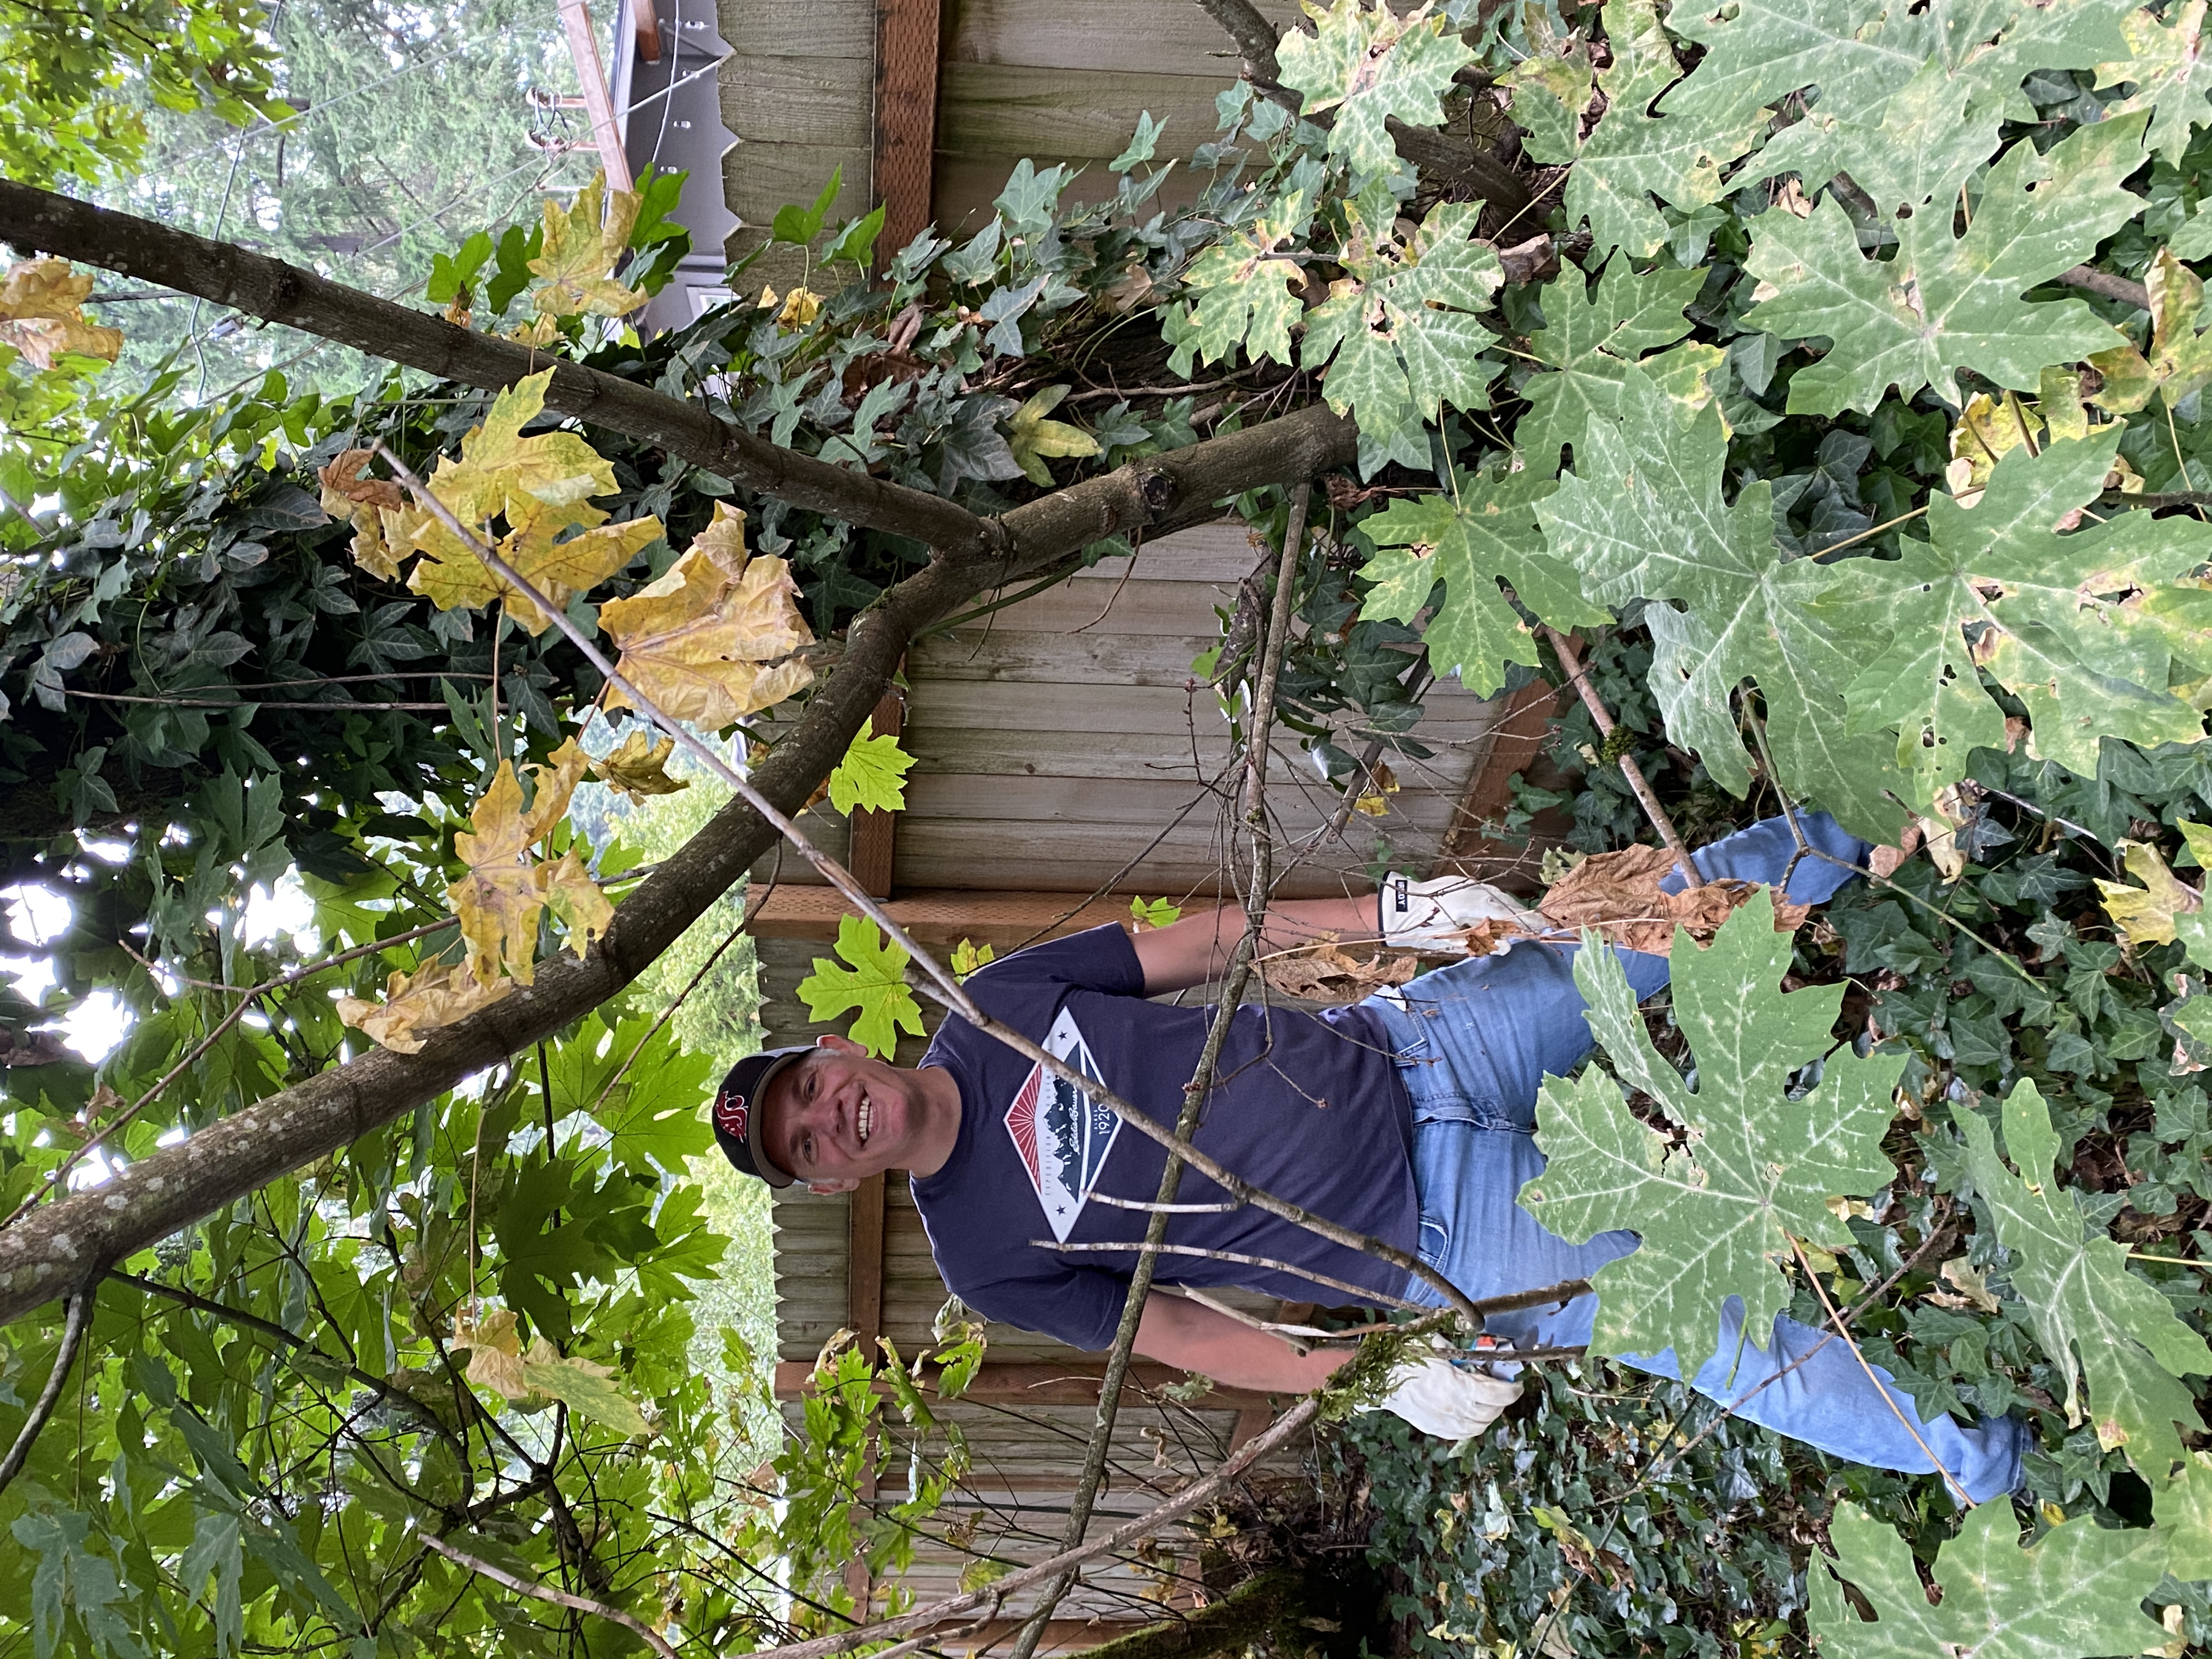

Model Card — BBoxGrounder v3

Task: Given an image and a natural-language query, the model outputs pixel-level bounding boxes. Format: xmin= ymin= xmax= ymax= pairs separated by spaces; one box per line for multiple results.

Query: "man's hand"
xmin=1376 ymin=1350 xmax=1523 ymax=1438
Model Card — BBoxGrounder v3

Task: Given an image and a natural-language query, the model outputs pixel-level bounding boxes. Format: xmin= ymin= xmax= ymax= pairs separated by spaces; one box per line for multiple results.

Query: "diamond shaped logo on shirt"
xmin=1004 ymin=1006 xmax=1118 ymax=1243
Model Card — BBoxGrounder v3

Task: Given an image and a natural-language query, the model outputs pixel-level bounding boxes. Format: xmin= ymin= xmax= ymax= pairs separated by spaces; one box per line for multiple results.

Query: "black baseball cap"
xmin=710 ymin=1046 xmax=812 ymax=1188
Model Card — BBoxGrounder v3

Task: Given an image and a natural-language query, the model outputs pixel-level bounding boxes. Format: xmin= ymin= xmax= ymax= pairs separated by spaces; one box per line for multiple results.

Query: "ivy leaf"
xmin=826 ymin=718 xmax=915 ymax=815
xmin=2094 ymin=823 xmax=2212 ymax=955
xmin=2096 ymin=0 xmax=2212 ymax=164
xmin=1523 ymin=0 xmax=1768 ymax=260
xmin=1816 ymin=430 xmax=2212 ymax=798
xmin=599 ymin=502 xmax=816 ymax=729
xmin=1275 ymin=0 xmax=1473 ymax=177
xmin=1129 ymin=896 xmax=1182 ymax=929
xmin=1358 ymin=463 xmax=1602 ymax=696
xmin=1003 ymin=386 xmax=1100 ymax=487
xmin=1539 ymin=364 xmax=1909 ymax=840
xmin=1302 ymin=201 xmax=1503 ymax=461
xmin=1516 ymin=252 xmax=1705 ymax=471
xmin=1521 ymin=891 xmax=1906 ymax=1375
xmin=797 ymin=914 xmax=924 ymax=1058
xmin=1957 ymin=1079 xmax=2212 ymax=1477
xmin=0 ymin=257 xmax=123 ymax=369
xmin=527 ymin=171 xmax=648 ymax=323
xmin=1809 ymin=1499 xmax=2165 ymax=1659
xmin=1743 ymin=117 xmax=2148 ymax=416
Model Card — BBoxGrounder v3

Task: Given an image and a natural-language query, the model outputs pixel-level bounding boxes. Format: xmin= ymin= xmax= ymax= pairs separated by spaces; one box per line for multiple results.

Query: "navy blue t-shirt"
xmin=910 ymin=925 xmax=1418 ymax=1351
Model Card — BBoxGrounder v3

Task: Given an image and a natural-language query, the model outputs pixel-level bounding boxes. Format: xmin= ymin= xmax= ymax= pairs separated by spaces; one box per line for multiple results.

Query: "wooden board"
xmin=936 ymin=63 xmax=1233 ymax=159
xmin=718 ymin=55 xmax=874 ymax=147
xmin=716 ymin=0 xmax=874 ymax=57
xmin=951 ymin=576 xmax=1239 ymax=636
xmin=943 ymin=0 xmax=1299 ymax=75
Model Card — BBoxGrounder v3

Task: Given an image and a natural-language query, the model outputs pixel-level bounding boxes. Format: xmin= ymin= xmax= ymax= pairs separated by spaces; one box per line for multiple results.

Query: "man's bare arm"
xmin=1129 ymin=896 xmax=1378 ymax=997
xmin=1132 ymin=1294 xmax=1351 ymax=1394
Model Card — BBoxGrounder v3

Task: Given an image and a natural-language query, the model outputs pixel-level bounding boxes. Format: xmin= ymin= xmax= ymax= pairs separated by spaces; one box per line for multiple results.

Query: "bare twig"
xmin=0 ymin=1290 xmax=91 ymax=1498
xmin=727 ymin=1397 xmax=1322 ymax=1659
xmin=2054 ymin=264 xmax=2149 ymax=309
xmin=1542 ymin=629 xmax=1703 ymax=888
xmin=377 ymin=448 xmax=1485 ymax=1325
xmin=419 ymin=1532 xmax=678 ymax=1659
xmin=1791 ymin=1238 xmax=1973 ymax=1505
xmin=1039 ymin=1239 xmax=1426 ymax=1311
xmin=1008 ymin=483 xmax=1325 ymax=1659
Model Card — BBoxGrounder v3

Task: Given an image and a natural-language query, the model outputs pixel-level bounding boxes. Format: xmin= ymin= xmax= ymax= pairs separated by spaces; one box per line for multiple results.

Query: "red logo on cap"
xmin=714 ymin=1088 xmax=750 ymax=1142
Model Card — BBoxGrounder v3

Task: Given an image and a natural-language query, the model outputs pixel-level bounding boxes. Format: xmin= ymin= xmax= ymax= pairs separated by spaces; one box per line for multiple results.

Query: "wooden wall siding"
xmin=715 ymin=0 xmax=872 ymax=279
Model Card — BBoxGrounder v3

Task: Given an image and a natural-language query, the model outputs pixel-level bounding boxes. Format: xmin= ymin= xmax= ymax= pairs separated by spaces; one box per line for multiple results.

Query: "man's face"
xmin=763 ymin=1034 xmax=929 ymax=1192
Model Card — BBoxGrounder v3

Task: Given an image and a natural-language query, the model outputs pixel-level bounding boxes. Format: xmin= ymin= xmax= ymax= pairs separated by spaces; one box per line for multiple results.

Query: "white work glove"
xmin=1379 ymin=871 xmax=1541 ymax=955
xmin=1373 ymin=1346 xmax=1525 ymax=1440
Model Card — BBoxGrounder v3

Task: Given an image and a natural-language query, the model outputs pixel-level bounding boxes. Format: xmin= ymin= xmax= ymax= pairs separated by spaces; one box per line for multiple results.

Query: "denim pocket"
xmin=1416 ymin=1206 xmax=1451 ymax=1266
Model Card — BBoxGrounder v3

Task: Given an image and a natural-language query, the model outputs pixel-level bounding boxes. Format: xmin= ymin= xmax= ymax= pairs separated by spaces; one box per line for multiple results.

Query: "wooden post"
xmin=848 ymin=682 xmax=906 ymax=899
xmin=872 ymin=0 xmax=943 ymax=263
xmin=557 ymin=0 xmax=635 ymax=194
xmin=633 ymin=0 xmax=662 ymax=63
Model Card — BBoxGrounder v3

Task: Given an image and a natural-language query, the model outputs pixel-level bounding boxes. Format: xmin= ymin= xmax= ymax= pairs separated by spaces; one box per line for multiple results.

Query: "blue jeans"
xmin=1365 ymin=814 xmax=2026 ymax=1503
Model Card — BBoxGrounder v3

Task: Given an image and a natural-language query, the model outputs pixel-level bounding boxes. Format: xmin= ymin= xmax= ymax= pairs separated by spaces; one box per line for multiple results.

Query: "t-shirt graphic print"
xmin=1005 ymin=1007 xmax=1119 ymax=1243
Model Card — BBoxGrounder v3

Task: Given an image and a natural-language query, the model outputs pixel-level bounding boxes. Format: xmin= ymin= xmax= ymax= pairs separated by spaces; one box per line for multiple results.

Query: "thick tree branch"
xmin=2055 ymin=263 xmax=2149 ymax=310
xmin=0 ymin=181 xmax=990 ymax=557
xmin=0 ymin=180 xmax=1353 ymax=571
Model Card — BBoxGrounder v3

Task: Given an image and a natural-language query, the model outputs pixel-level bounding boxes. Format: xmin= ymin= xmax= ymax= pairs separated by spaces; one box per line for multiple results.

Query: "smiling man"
xmin=712 ymin=814 xmax=2026 ymax=1497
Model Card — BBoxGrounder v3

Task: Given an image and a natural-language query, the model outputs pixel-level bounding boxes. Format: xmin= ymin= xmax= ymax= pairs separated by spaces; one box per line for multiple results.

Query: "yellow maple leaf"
xmin=777 ymin=286 xmax=821 ymax=328
xmin=2097 ymin=827 xmax=2212 ymax=947
xmin=0 ymin=257 xmax=122 ymax=370
xmin=336 ymin=957 xmax=515 ymax=1053
xmin=429 ymin=369 xmax=613 ymax=526
xmin=590 ymin=729 xmax=689 ymax=803
xmin=543 ymin=848 xmax=613 ymax=960
xmin=454 ymin=1309 xmax=530 ymax=1398
xmin=529 ymin=172 xmax=648 ymax=323
xmin=410 ymin=493 xmax=661 ymax=634
xmin=448 ymin=738 xmax=601 ymax=984
xmin=454 ymin=1310 xmax=651 ymax=1434
xmin=598 ymin=503 xmax=815 ymax=727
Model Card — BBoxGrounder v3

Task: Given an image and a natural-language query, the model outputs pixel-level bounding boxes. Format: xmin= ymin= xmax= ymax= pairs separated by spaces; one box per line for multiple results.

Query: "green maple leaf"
xmin=1520 ymin=891 xmax=1906 ymax=1375
xmin=1538 ymin=364 xmax=1909 ymax=840
xmin=1357 ymin=463 xmax=1605 ymax=695
xmin=1516 ymin=253 xmax=1705 ymax=471
xmin=827 ymin=718 xmax=916 ymax=815
xmin=1743 ymin=116 xmax=2147 ymax=416
xmin=2155 ymin=1452 xmax=2212 ymax=1577
xmin=1816 ymin=430 xmax=2212 ymax=800
xmin=1810 ymin=1500 xmax=2165 ymax=1659
xmin=1667 ymin=0 xmax=2133 ymax=131
xmin=798 ymin=913 xmax=924 ymax=1058
xmin=1275 ymin=0 xmax=1472 ymax=177
xmin=516 ymin=1344 xmax=653 ymax=1437
xmin=1957 ymin=1079 xmax=2211 ymax=1479
xmin=1302 ymin=201 xmax=1503 ymax=464
xmin=1175 ymin=187 xmax=1312 ymax=373
xmin=1533 ymin=0 xmax=1768 ymax=260
xmin=1003 ymin=386 xmax=1101 ymax=487
xmin=1754 ymin=58 xmax=2002 ymax=224
xmin=2098 ymin=0 xmax=2212 ymax=164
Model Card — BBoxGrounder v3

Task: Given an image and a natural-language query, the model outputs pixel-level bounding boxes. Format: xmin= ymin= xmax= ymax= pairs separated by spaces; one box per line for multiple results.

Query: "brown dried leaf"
xmin=1537 ymin=843 xmax=1808 ymax=956
xmin=336 ymin=957 xmax=515 ymax=1053
xmin=318 ymin=449 xmax=405 ymax=512
xmin=1257 ymin=938 xmax=1421 ymax=1003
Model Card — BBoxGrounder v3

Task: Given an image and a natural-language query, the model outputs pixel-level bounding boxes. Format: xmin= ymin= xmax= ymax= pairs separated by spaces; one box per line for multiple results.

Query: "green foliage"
xmin=1810 ymin=1499 xmax=2166 ymax=1657
xmin=1276 ymin=0 xmax=1473 ymax=178
xmin=796 ymin=914 xmax=924 ymax=1058
xmin=1525 ymin=893 xmax=1905 ymax=1373
xmin=1129 ymin=896 xmax=1183 ymax=929
xmin=1959 ymin=1079 xmax=2211 ymax=1478
xmin=825 ymin=718 xmax=916 ymax=815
